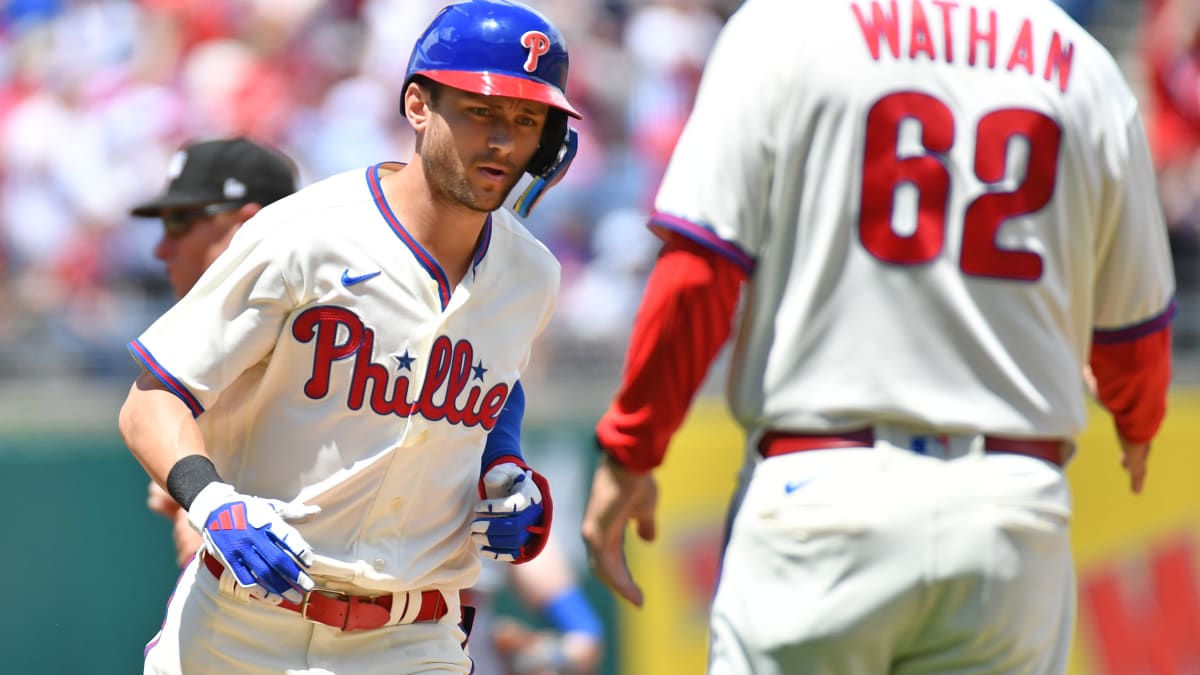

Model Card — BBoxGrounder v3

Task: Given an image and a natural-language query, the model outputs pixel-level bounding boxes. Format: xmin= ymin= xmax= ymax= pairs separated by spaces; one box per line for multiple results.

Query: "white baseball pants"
xmin=143 ymin=556 xmax=473 ymax=674
xmin=708 ymin=436 xmax=1074 ymax=674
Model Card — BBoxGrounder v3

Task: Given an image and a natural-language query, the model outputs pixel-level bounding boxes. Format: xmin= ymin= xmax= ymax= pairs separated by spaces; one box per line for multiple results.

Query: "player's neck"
xmin=380 ymin=163 xmax=488 ymax=288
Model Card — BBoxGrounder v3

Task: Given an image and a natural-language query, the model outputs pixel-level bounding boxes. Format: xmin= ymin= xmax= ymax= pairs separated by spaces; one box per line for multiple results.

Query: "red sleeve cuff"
xmin=1089 ymin=326 xmax=1172 ymax=443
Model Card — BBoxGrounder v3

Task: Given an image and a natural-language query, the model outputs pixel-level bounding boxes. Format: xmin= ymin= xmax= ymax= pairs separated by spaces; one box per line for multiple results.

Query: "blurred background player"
xmin=468 ymin=532 xmax=604 ymax=675
xmin=130 ymin=137 xmax=299 ymax=301
xmin=581 ymin=0 xmax=1175 ymax=673
xmin=131 ymin=136 xmax=298 ymax=569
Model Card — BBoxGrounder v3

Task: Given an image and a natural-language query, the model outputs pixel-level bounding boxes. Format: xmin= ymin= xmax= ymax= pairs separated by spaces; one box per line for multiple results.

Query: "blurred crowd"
xmin=0 ymin=0 xmax=1197 ymax=381
xmin=1139 ymin=0 xmax=1200 ymax=352
xmin=0 ymin=0 xmax=733 ymax=379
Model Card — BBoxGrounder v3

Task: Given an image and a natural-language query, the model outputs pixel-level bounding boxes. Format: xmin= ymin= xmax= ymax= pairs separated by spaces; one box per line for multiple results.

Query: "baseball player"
xmin=130 ymin=137 xmax=299 ymax=570
xmin=466 ymin=534 xmax=605 ymax=675
xmin=118 ymin=2 xmax=581 ymax=673
xmin=581 ymin=0 xmax=1175 ymax=673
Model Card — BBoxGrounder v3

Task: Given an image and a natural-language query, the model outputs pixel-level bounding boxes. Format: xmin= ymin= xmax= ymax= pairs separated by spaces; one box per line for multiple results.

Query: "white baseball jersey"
xmin=652 ymin=0 xmax=1174 ymax=439
xmin=130 ymin=162 xmax=559 ymax=594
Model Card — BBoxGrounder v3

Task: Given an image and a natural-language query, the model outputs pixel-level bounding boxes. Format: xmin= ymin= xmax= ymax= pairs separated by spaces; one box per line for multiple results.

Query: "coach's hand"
xmin=1118 ymin=436 xmax=1151 ymax=494
xmin=581 ymin=453 xmax=658 ymax=608
xmin=187 ymin=482 xmax=320 ymax=604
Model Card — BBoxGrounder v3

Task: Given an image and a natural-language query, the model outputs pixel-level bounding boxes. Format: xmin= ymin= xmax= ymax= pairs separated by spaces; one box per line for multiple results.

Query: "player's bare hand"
xmin=580 ymin=454 xmax=657 ymax=608
xmin=558 ymin=632 xmax=603 ymax=675
xmin=147 ymin=480 xmax=180 ymax=519
xmin=1118 ymin=436 xmax=1151 ymax=494
xmin=1082 ymin=365 xmax=1098 ymax=401
xmin=172 ymin=508 xmax=203 ymax=568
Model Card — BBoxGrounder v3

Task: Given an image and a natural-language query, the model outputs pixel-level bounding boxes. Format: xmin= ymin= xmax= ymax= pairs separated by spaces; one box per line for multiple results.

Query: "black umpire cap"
xmin=131 ymin=137 xmax=297 ymax=217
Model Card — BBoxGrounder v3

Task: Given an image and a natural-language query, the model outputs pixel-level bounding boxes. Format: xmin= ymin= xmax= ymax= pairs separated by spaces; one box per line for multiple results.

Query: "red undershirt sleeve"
xmin=594 ymin=234 xmax=747 ymax=472
xmin=1088 ymin=327 xmax=1173 ymax=444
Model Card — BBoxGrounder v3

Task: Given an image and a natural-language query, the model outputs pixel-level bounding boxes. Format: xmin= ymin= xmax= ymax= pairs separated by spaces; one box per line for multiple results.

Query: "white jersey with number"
xmin=130 ymin=163 xmax=559 ymax=593
xmin=652 ymin=0 xmax=1174 ymax=439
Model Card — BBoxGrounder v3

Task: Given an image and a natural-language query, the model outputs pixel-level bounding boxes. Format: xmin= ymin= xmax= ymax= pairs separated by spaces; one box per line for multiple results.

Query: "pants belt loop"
xmin=396 ymin=590 xmax=423 ymax=624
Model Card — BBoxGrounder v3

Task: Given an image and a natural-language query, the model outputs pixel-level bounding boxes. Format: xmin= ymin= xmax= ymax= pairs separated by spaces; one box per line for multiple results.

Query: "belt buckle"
xmin=910 ymin=434 xmax=953 ymax=459
xmin=300 ymin=587 xmax=348 ymax=626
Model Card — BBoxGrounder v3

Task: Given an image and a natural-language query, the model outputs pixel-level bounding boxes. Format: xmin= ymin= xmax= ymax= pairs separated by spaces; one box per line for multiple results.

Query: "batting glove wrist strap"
xmin=470 ymin=463 xmax=554 ymax=564
xmin=187 ymin=482 xmax=320 ymax=605
xmin=166 ymin=454 xmax=222 ymax=510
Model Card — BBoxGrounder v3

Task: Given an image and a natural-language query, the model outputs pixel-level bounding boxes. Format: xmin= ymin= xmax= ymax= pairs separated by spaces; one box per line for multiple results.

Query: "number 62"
xmin=857 ymin=91 xmax=1063 ymax=282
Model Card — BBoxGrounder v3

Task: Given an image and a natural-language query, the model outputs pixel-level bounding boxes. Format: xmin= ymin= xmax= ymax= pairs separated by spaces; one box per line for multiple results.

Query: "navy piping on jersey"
xmin=649 ymin=211 xmax=756 ymax=274
xmin=473 ymin=218 xmax=492 ymax=269
xmin=1092 ymin=298 xmax=1177 ymax=345
xmin=128 ymin=339 xmax=205 ymax=418
xmin=366 ymin=164 xmax=493 ymax=310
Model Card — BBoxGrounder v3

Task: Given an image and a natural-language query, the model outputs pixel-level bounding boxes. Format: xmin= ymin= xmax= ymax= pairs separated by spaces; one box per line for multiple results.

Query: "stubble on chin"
xmin=451 ymin=167 xmax=520 ymax=213
xmin=423 ymin=137 xmax=521 ymax=213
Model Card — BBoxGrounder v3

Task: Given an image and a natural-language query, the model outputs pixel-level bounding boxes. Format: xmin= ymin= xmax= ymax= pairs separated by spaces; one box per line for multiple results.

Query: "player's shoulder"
xmin=1024 ymin=1 xmax=1142 ymax=123
xmin=1027 ymin=2 xmax=1130 ymax=81
xmin=267 ymin=167 xmax=373 ymax=222
xmin=487 ymin=209 xmax=562 ymax=281
xmin=235 ymin=166 xmax=376 ymax=241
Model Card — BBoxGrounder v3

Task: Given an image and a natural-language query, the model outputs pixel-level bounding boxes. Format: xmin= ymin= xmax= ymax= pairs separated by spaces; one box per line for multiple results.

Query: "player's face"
xmin=422 ymin=88 xmax=548 ymax=213
xmin=153 ymin=203 xmax=244 ymax=297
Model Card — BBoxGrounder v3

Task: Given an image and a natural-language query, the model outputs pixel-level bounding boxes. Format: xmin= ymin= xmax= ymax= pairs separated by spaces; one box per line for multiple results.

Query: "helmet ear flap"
xmin=527 ymin=110 xmax=568 ymax=176
xmin=505 ymin=115 xmax=578 ymax=218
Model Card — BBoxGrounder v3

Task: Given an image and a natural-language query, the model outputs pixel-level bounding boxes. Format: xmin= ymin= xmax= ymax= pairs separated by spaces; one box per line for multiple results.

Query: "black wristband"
xmin=166 ymin=455 xmax=222 ymax=510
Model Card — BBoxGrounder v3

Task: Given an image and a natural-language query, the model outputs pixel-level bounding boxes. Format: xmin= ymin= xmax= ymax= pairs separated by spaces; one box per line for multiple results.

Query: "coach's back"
xmin=654 ymin=0 xmax=1175 ymax=440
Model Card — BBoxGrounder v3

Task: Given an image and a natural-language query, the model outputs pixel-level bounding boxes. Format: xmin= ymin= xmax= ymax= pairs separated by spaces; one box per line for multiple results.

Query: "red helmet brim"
xmin=417 ymin=69 xmax=582 ymax=119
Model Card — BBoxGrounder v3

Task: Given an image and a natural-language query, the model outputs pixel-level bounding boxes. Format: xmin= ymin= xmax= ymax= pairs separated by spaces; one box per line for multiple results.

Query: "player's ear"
xmin=233 ymin=203 xmax=261 ymax=230
xmin=404 ymin=81 xmax=433 ymax=132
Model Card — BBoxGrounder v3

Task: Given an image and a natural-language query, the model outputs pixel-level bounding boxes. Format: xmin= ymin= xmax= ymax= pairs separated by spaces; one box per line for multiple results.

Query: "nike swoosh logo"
xmin=784 ymin=479 xmax=812 ymax=494
xmin=341 ymin=269 xmax=381 ymax=287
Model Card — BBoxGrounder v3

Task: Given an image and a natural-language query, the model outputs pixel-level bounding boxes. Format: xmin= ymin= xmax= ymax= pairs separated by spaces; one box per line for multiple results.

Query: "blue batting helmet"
xmin=404 ymin=0 xmax=582 ymax=119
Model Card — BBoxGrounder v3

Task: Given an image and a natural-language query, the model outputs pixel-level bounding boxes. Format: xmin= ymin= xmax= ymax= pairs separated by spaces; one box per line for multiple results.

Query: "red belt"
xmin=202 ymin=551 xmax=450 ymax=631
xmin=758 ymin=428 xmax=1066 ymax=467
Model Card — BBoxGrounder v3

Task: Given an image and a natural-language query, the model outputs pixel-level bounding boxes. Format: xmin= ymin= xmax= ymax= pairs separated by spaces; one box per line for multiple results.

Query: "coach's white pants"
xmin=709 ymin=440 xmax=1074 ymax=675
xmin=144 ymin=557 xmax=472 ymax=674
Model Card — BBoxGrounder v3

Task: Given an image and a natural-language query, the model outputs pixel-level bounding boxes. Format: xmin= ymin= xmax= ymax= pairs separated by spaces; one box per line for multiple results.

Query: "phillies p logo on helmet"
xmin=402 ymin=0 xmax=580 ymax=119
xmin=521 ymin=30 xmax=551 ymax=72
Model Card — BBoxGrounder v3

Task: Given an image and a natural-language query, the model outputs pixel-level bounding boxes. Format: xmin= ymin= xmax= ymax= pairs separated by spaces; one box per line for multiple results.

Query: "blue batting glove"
xmin=187 ymin=482 xmax=319 ymax=604
xmin=471 ymin=463 xmax=544 ymax=562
